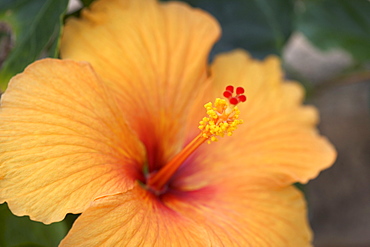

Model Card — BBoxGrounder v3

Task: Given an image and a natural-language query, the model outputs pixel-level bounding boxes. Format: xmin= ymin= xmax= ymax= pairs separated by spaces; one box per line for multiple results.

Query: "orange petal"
xmin=61 ymin=183 xmax=311 ymax=246
xmin=175 ymin=50 xmax=336 ymax=189
xmin=59 ymin=185 xmax=209 ymax=246
xmin=61 ymin=0 xmax=220 ymax=170
xmin=0 ymin=59 xmax=145 ymax=224
xmin=165 ymin=184 xmax=312 ymax=246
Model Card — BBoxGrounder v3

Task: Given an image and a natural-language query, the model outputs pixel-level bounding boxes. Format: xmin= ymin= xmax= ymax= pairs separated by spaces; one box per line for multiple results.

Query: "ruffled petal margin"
xmin=61 ymin=0 xmax=220 ymax=170
xmin=0 ymin=59 xmax=145 ymax=224
xmin=175 ymin=50 xmax=336 ymax=189
xmin=60 ymin=183 xmax=311 ymax=247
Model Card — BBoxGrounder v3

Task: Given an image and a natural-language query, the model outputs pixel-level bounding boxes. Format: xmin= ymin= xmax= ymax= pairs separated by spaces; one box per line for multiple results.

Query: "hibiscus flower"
xmin=0 ymin=0 xmax=336 ymax=246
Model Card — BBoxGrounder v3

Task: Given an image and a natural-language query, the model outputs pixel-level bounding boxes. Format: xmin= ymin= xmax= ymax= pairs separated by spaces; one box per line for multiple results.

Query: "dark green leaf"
xmin=161 ymin=0 xmax=294 ymax=59
xmin=0 ymin=203 xmax=67 ymax=247
xmin=0 ymin=0 xmax=69 ymax=92
xmin=297 ymin=0 xmax=370 ymax=62
xmin=294 ymin=182 xmax=306 ymax=193
xmin=63 ymin=213 xmax=80 ymax=230
xmin=11 ymin=243 xmax=45 ymax=247
xmin=81 ymin=0 xmax=96 ymax=7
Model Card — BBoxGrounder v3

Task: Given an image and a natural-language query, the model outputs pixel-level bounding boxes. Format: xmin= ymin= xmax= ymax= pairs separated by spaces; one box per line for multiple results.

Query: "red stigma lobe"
xmin=223 ymin=85 xmax=247 ymax=105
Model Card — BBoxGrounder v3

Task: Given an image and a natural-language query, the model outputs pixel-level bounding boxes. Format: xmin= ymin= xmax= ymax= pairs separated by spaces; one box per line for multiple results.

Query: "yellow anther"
xmin=198 ymin=98 xmax=244 ymax=143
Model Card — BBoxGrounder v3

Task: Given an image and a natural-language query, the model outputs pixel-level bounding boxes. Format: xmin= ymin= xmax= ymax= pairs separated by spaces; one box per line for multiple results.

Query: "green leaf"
xmin=161 ymin=0 xmax=294 ymax=59
xmin=0 ymin=0 xmax=69 ymax=92
xmin=0 ymin=203 xmax=67 ymax=247
xmin=11 ymin=244 xmax=45 ymax=247
xmin=80 ymin=0 xmax=96 ymax=7
xmin=297 ymin=0 xmax=370 ymax=62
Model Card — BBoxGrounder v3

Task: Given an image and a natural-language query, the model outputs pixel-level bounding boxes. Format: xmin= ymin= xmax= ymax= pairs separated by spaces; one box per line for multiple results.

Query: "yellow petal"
xmin=60 ymin=185 xmax=209 ymax=246
xmin=61 ymin=183 xmax=311 ymax=246
xmin=176 ymin=50 xmax=336 ymax=189
xmin=0 ymin=59 xmax=145 ymax=224
xmin=61 ymin=0 xmax=220 ymax=170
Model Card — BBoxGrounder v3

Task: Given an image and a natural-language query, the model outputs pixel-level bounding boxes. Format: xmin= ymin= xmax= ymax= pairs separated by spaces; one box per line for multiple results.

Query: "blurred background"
xmin=1 ymin=0 xmax=369 ymax=246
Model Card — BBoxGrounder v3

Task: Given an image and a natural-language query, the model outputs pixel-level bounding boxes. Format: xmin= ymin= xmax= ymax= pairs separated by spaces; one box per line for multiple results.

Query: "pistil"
xmin=146 ymin=85 xmax=246 ymax=193
xmin=146 ymin=133 xmax=207 ymax=193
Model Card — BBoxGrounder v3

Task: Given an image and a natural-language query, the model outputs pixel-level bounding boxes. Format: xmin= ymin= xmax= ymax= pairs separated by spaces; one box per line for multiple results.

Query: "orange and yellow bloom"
xmin=0 ymin=0 xmax=336 ymax=246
